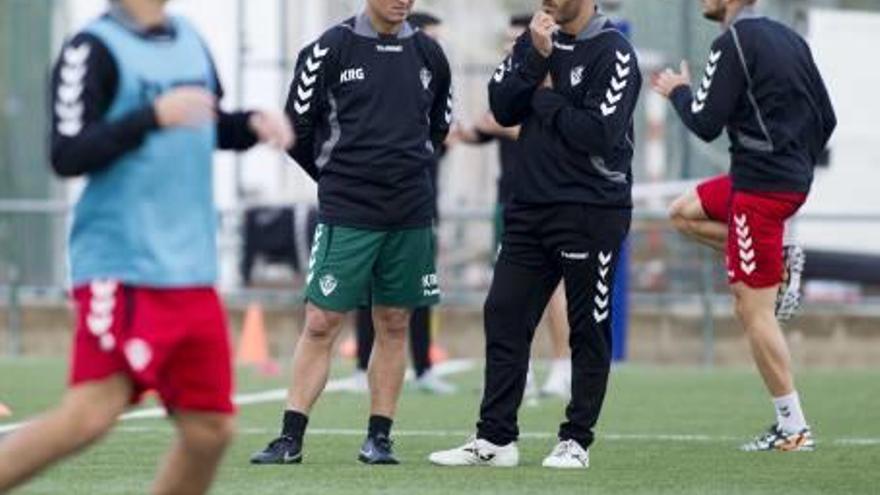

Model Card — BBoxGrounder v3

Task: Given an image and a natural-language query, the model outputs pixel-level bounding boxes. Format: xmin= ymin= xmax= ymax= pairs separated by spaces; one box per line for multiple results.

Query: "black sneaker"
xmin=250 ymin=435 xmax=303 ymax=465
xmin=358 ymin=434 xmax=399 ymax=465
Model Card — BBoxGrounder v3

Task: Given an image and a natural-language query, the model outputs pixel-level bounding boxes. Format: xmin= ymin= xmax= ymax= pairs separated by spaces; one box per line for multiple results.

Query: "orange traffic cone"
xmin=0 ymin=402 xmax=12 ymax=418
xmin=429 ymin=308 xmax=448 ymax=364
xmin=429 ymin=344 xmax=449 ymax=364
xmin=338 ymin=336 xmax=358 ymax=359
xmin=236 ymin=303 xmax=278 ymax=375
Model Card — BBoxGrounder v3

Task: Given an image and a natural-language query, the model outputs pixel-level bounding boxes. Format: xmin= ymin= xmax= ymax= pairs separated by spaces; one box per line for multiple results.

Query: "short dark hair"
xmin=409 ymin=12 xmax=442 ymax=30
xmin=510 ymin=14 xmax=531 ymax=28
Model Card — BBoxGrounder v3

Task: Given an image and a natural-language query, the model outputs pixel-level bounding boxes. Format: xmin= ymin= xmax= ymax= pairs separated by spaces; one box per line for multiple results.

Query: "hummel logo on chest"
xmin=340 ymin=67 xmax=365 ymax=84
xmin=553 ymin=41 xmax=575 ymax=51
xmin=561 ymin=251 xmax=589 ymax=261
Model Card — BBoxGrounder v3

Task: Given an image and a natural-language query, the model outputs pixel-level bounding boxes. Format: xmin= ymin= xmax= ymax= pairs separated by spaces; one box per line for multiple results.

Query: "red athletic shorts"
xmin=696 ymin=175 xmax=807 ymax=288
xmin=69 ymin=281 xmax=234 ymax=414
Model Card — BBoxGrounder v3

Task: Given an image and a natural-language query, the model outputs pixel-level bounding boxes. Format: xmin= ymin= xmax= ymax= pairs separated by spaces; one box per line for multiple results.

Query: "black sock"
xmin=368 ymin=415 xmax=393 ymax=438
xmin=282 ymin=410 xmax=308 ymax=439
xmin=356 ymin=306 xmax=374 ymax=372
xmin=410 ymin=306 xmax=432 ymax=378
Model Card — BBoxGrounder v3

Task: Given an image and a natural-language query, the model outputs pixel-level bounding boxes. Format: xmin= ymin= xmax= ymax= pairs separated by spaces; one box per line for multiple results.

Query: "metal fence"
xmin=3 ymin=201 xmax=880 ymax=361
xmin=2 ymin=0 xmax=874 ymax=300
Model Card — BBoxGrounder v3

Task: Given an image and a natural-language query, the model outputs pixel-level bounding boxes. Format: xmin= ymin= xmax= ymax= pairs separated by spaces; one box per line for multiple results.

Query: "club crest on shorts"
xmin=124 ymin=338 xmax=153 ymax=373
xmin=571 ymin=66 xmax=585 ymax=87
xmin=319 ymin=274 xmax=338 ymax=296
xmin=420 ymin=68 xmax=433 ymax=91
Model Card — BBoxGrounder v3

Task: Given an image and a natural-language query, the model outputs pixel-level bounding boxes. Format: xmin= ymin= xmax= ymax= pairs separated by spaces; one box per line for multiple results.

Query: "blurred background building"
xmin=2 ymin=0 xmax=880 ymax=364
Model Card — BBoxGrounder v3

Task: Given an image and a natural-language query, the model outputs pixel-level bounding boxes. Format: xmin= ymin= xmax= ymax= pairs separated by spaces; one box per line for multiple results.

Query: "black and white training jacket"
xmin=670 ymin=7 xmax=837 ymax=193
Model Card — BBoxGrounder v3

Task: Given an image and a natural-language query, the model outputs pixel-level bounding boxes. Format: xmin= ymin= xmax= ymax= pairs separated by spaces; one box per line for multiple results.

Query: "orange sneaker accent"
xmin=778 ymin=434 xmax=807 ymax=451
xmin=338 ymin=336 xmax=358 ymax=359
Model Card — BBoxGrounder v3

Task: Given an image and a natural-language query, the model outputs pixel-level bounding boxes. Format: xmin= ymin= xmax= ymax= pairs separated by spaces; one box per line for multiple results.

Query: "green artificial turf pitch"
xmin=1 ymin=358 xmax=878 ymax=494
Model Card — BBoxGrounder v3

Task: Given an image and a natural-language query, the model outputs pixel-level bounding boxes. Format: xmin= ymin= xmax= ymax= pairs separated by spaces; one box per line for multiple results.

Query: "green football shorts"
xmin=305 ymin=224 xmax=440 ymax=312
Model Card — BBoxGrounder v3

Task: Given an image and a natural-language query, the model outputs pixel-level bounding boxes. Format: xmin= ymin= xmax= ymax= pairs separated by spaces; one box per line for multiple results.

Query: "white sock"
xmin=773 ymin=391 xmax=808 ymax=434
xmin=526 ymin=361 xmax=535 ymax=388
xmin=551 ymin=358 xmax=571 ymax=376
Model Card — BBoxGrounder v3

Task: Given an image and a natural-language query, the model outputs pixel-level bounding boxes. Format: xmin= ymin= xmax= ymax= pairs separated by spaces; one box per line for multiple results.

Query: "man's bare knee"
xmin=178 ymin=415 xmax=236 ymax=455
xmin=668 ymin=195 xmax=692 ymax=234
xmin=670 ymin=214 xmax=692 ymax=235
xmin=374 ymin=307 xmax=410 ymax=340
xmin=303 ymin=305 xmax=345 ymax=342
xmin=732 ymin=284 xmax=776 ymax=331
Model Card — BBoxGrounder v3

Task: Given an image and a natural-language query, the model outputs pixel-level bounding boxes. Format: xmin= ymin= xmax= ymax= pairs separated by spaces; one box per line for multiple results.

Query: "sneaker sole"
xmin=250 ymin=455 xmax=302 ymax=465
xmin=543 ymin=464 xmax=589 ymax=469
xmin=358 ymin=454 xmax=400 ymax=465
xmin=740 ymin=439 xmax=816 ymax=453
xmin=777 ymin=435 xmax=816 ymax=452
xmin=430 ymin=462 xmax=519 ymax=468
xmin=428 ymin=456 xmax=519 ymax=468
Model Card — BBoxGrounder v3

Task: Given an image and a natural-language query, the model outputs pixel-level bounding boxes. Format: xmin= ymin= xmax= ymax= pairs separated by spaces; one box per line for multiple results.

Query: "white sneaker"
xmin=428 ymin=437 xmax=519 ymax=467
xmin=540 ymin=362 xmax=571 ymax=399
xmin=415 ymin=370 xmax=458 ymax=395
xmin=333 ymin=370 xmax=368 ymax=393
xmin=542 ymin=439 xmax=590 ymax=469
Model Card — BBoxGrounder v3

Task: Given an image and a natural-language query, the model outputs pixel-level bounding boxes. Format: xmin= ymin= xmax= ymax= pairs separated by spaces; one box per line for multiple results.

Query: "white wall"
xmin=62 ymin=0 xmax=319 ymax=209
xmin=798 ymin=8 xmax=880 ymax=254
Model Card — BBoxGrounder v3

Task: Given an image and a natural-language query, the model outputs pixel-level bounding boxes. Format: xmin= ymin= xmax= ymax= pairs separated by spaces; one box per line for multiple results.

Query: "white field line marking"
xmin=0 ymin=360 xmax=476 ymax=434
xmin=109 ymin=426 xmax=880 ymax=446
xmin=116 ymin=426 xmax=729 ymax=442
xmin=3 ymin=358 xmax=880 ymax=447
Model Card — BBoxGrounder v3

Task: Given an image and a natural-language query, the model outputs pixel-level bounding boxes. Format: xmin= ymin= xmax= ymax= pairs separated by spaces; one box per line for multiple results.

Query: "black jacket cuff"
xmin=521 ymin=47 xmax=550 ymax=85
xmin=669 ymin=85 xmax=693 ymax=111
xmin=218 ymin=111 xmax=259 ymax=151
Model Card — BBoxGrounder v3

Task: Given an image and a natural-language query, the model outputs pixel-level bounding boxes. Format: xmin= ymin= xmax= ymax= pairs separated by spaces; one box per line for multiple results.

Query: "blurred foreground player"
xmin=431 ymin=0 xmax=640 ymax=469
xmin=250 ymin=0 xmax=452 ymax=466
xmin=652 ymin=0 xmax=835 ymax=451
xmin=0 ymin=0 xmax=293 ymax=493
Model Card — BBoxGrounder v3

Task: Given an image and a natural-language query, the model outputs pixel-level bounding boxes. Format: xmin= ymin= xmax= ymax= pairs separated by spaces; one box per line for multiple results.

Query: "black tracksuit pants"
xmin=476 ymin=202 xmax=631 ymax=449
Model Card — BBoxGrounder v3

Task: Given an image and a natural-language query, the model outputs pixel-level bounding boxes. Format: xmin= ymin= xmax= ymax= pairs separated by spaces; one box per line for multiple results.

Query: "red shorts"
xmin=69 ymin=282 xmax=234 ymax=414
xmin=696 ymin=175 xmax=807 ymax=288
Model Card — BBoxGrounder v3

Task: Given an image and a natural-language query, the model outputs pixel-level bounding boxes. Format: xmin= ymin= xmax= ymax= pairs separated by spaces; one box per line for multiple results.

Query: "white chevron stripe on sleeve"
xmin=300 ymin=71 xmax=317 ymax=87
xmin=293 ymin=101 xmax=311 ymax=115
xmin=305 ymin=57 xmax=321 ymax=74
xmin=606 ymin=89 xmax=623 ymax=105
xmin=313 ymin=43 xmax=329 ymax=59
xmin=297 ymin=85 xmax=314 ymax=101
